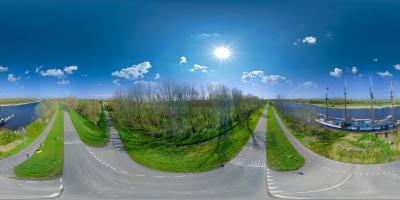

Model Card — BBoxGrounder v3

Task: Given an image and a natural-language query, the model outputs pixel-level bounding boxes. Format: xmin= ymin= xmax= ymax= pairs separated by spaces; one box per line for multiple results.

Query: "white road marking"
xmin=175 ymin=175 xmax=186 ymax=178
xmin=44 ymin=192 xmax=60 ymax=198
xmin=136 ymin=174 xmax=145 ymax=177
xmin=154 ymin=175 xmax=165 ymax=178
xmin=273 ymin=194 xmax=307 ymax=199
xmin=282 ymin=173 xmax=352 ymax=195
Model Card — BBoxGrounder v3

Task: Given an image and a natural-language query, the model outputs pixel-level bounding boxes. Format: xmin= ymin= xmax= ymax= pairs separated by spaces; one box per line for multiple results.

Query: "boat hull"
xmin=316 ymin=119 xmax=395 ymax=133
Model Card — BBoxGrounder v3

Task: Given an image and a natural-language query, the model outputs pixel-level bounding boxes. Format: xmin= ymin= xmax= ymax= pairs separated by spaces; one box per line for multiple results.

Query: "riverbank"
xmin=0 ymin=101 xmax=41 ymax=107
xmin=311 ymin=103 xmax=400 ymax=109
xmin=0 ymin=101 xmax=57 ymax=159
xmin=276 ymin=105 xmax=400 ymax=164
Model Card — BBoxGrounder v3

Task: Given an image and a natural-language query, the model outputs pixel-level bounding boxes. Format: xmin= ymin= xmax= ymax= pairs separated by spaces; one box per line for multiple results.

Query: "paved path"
xmin=0 ymin=111 xmax=62 ymax=199
xmin=267 ymin=108 xmax=400 ymax=199
xmin=60 ymin=109 xmax=267 ymax=200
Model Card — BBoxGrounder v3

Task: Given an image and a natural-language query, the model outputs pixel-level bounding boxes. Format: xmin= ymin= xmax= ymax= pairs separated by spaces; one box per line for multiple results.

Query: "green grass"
xmin=14 ymin=109 xmax=64 ymax=179
xmin=69 ymin=110 xmax=109 ymax=147
xmin=267 ymin=107 xmax=304 ymax=171
xmin=0 ymin=111 xmax=56 ymax=159
xmin=111 ymin=106 xmax=264 ymax=172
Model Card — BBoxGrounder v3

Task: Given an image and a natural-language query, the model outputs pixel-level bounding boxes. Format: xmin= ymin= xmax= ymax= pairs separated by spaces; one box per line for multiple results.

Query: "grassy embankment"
xmin=110 ymin=106 xmax=264 ymax=172
xmin=0 ymin=98 xmax=40 ymax=106
xmin=69 ymin=110 xmax=108 ymax=147
xmin=0 ymin=105 xmax=56 ymax=159
xmin=267 ymin=107 xmax=304 ymax=171
xmin=292 ymin=98 xmax=400 ymax=109
xmin=14 ymin=108 xmax=64 ymax=179
xmin=278 ymin=107 xmax=400 ymax=164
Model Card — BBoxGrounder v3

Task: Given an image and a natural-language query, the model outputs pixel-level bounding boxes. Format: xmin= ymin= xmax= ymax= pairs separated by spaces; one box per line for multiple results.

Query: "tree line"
xmin=110 ymin=81 xmax=263 ymax=141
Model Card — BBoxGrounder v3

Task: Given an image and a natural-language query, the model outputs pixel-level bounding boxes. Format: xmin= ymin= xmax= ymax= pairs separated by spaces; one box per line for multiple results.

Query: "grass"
xmin=267 ymin=107 xmax=304 ymax=171
xmin=278 ymin=107 xmax=400 ymax=164
xmin=14 ymin=109 xmax=64 ymax=179
xmin=69 ymin=110 xmax=109 ymax=147
xmin=110 ymin=106 xmax=264 ymax=172
xmin=0 ymin=110 xmax=56 ymax=159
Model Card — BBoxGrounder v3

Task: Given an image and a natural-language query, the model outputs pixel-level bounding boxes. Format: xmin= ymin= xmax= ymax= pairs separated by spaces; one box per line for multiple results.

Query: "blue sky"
xmin=1 ymin=0 xmax=400 ymax=99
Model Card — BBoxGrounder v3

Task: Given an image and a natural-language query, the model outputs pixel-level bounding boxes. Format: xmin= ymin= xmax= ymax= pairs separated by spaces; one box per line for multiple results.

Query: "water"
xmin=0 ymin=102 xmax=39 ymax=131
xmin=287 ymin=102 xmax=399 ymax=120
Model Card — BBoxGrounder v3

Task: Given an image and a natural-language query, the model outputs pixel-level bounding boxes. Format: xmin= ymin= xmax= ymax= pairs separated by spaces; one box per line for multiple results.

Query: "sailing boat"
xmin=0 ymin=105 xmax=15 ymax=127
xmin=315 ymin=77 xmax=399 ymax=132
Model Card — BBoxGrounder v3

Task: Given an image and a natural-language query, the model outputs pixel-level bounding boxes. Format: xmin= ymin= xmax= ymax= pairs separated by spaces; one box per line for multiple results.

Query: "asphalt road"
xmin=267 ymin=108 xmax=400 ymax=199
xmin=60 ymin=109 xmax=267 ymax=200
xmin=0 ymin=112 xmax=62 ymax=199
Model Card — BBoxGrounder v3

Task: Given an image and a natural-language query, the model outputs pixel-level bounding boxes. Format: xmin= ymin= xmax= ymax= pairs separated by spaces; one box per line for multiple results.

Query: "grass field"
xmin=0 ymin=110 xmax=56 ymax=159
xmin=69 ymin=110 xmax=109 ymax=147
xmin=267 ymin=107 xmax=304 ymax=171
xmin=14 ymin=109 xmax=64 ymax=179
xmin=110 ymin=106 xmax=264 ymax=172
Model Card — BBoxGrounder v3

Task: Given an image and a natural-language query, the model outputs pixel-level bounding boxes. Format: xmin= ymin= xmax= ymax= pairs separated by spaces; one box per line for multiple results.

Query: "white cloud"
xmin=112 ymin=79 xmax=120 ymax=86
xmin=240 ymin=70 xmax=264 ymax=83
xmin=301 ymin=81 xmax=319 ymax=88
xmin=7 ymin=74 xmax=19 ymax=82
xmin=193 ymin=33 xmax=221 ymax=39
xmin=373 ymin=58 xmax=378 ymax=62
xmin=40 ymin=69 xmax=65 ymax=77
xmin=191 ymin=64 xmax=208 ymax=73
xmin=57 ymin=79 xmax=70 ymax=85
xmin=0 ymin=65 xmax=8 ymax=72
xmin=351 ymin=66 xmax=358 ymax=74
xmin=302 ymin=36 xmax=317 ymax=45
xmin=35 ymin=66 xmax=43 ymax=73
xmin=111 ymin=61 xmax=151 ymax=80
xmin=64 ymin=65 xmax=78 ymax=74
xmin=25 ymin=70 xmax=29 ymax=74
xmin=329 ymin=67 xmax=343 ymax=78
xmin=154 ymin=73 xmax=160 ymax=80
xmin=180 ymin=56 xmax=187 ymax=64
xmin=377 ymin=71 xmax=393 ymax=78
xmin=394 ymin=64 xmax=400 ymax=70
xmin=261 ymin=75 xmax=286 ymax=85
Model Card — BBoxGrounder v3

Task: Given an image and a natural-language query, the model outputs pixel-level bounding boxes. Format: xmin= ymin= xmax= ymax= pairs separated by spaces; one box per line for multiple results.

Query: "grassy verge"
xmin=69 ymin=110 xmax=108 ymax=147
xmin=267 ymin=107 xmax=304 ymax=171
xmin=14 ymin=109 xmax=64 ymax=179
xmin=111 ymin=106 xmax=264 ymax=172
xmin=0 ymin=111 xmax=56 ymax=159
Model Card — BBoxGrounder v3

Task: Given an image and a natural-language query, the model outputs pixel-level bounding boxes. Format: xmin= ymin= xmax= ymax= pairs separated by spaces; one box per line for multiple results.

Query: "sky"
xmin=1 ymin=0 xmax=400 ymax=99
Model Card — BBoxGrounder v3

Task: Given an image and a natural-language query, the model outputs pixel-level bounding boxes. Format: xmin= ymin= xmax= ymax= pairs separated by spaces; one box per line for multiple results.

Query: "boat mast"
xmin=370 ymin=75 xmax=374 ymax=128
xmin=391 ymin=80 xmax=394 ymax=119
xmin=325 ymin=84 xmax=329 ymax=120
xmin=344 ymin=79 xmax=348 ymax=125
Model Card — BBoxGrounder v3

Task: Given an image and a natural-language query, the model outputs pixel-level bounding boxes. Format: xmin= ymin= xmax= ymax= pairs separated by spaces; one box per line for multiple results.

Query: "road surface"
xmin=267 ymin=108 xmax=400 ymax=199
xmin=61 ymin=109 xmax=267 ymax=200
xmin=0 ymin=111 xmax=62 ymax=199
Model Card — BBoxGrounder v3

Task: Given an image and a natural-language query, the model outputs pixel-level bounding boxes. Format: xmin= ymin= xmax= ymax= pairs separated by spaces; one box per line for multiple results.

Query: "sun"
xmin=214 ymin=47 xmax=232 ymax=60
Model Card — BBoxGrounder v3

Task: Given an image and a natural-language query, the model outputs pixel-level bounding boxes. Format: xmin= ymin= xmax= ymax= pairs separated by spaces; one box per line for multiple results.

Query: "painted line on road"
xmin=272 ymin=194 xmax=307 ymax=199
xmin=281 ymin=173 xmax=352 ymax=195
xmin=154 ymin=175 xmax=166 ymax=178
xmin=175 ymin=175 xmax=186 ymax=178
xmin=136 ymin=174 xmax=145 ymax=177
